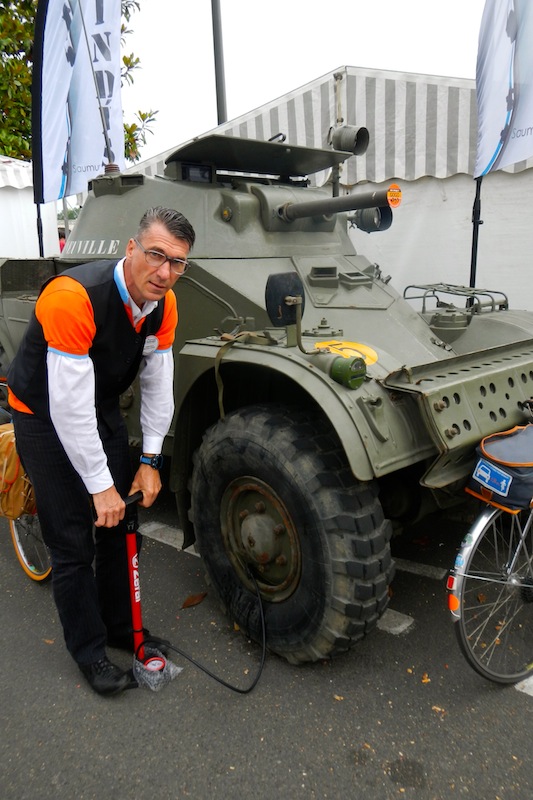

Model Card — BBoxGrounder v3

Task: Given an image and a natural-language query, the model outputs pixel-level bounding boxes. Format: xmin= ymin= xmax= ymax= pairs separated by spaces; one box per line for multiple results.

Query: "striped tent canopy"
xmin=136 ymin=65 xmax=533 ymax=187
xmin=0 ymin=156 xmax=33 ymax=190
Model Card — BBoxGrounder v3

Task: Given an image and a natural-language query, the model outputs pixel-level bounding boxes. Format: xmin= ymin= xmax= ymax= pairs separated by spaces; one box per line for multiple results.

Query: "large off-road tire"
xmin=191 ymin=404 xmax=394 ymax=664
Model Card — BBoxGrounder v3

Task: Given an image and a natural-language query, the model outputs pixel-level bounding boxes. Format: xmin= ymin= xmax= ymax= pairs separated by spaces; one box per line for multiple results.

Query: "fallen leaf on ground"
xmin=182 ymin=592 xmax=207 ymax=608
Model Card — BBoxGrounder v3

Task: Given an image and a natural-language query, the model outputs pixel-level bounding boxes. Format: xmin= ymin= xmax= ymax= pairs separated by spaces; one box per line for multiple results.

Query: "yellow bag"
xmin=0 ymin=423 xmax=36 ymax=519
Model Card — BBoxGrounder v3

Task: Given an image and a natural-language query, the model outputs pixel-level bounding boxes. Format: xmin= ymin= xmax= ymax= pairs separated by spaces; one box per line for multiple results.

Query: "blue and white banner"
xmin=32 ymin=0 xmax=124 ymax=203
xmin=475 ymin=0 xmax=533 ymax=177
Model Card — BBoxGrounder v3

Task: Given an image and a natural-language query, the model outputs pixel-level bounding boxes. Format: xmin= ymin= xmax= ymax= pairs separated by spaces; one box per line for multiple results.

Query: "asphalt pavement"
xmin=1 ymin=497 xmax=532 ymax=800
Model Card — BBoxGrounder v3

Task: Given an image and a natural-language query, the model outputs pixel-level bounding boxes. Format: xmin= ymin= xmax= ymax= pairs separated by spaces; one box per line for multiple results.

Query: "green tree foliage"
xmin=0 ymin=0 xmax=156 ymax=162
xmin=0 ymin=0 xmax=34 ymax=159
xmin=120 ymin=0 xmax=157 ymax=161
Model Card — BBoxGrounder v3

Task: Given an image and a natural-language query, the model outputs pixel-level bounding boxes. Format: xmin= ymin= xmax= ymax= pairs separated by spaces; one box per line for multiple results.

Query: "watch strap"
xmin=140 ymin=454 xmax=163 ymax=469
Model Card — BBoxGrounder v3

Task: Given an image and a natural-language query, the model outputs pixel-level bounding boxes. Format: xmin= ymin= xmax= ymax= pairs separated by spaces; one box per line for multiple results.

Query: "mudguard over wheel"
xmin=191 ymin=404 xmax=394 ymax=664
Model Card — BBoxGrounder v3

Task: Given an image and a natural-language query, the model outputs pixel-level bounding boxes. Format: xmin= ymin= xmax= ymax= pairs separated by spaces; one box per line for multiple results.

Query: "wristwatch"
xmin=140 ymin=453 xmax=163 ymax=469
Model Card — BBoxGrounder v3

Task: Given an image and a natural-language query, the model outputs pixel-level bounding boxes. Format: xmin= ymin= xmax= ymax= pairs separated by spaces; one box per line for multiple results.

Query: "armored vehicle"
xmin=2 ymin=128 xmax=533 ymax=664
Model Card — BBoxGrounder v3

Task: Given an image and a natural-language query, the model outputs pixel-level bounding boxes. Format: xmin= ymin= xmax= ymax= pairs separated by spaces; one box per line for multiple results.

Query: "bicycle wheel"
xmin=450 ymin=505 xmax=533 ymax=684
xmin=10 ymin=514 xmax=52 ymax=582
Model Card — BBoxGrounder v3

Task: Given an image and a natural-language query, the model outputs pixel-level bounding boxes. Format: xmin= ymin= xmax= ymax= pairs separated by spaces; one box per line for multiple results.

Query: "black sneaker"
xmin=79 ymin=656 xmax=130 ymax=696
xmin=107 ymin=628 xmax=171 ymax=657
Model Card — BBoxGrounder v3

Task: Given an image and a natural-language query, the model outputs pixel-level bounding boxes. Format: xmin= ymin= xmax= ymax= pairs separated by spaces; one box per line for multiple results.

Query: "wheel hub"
xmin=240 ymin=503 xmax=283 ymax=565
xmin=222 ymin=477 xmax=301 ymax=601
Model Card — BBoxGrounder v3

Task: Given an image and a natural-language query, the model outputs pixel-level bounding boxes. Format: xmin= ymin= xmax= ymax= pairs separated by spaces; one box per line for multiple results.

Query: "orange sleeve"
xmin=35 ymin=277 xmax=96 ymax=355
xmin=155 ymin=291 xmax=178 ymax=351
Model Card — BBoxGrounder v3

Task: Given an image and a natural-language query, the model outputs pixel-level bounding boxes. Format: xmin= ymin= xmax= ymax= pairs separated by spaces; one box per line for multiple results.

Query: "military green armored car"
xmin=2 ymin=129 xmax=533 ymax=664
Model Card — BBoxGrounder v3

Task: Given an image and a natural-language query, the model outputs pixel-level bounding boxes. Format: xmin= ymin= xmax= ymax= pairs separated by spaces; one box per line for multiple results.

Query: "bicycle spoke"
xmin=452 ymin=506 xmax=533 ymax=683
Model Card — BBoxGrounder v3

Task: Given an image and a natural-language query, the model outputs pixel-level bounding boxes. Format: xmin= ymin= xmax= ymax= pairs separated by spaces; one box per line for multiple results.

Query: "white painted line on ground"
xmin=394 ymin=557 xmax=447 ymax=582
xmin=141 ymin=526 xmax=449 ymax=580
xmin=377 ymin=608 xmax=415 ymax=635
xmin=515 ymin=675 xmax=533 ymax=696
xmin=139 ymin=521 xmax=199 ymax=556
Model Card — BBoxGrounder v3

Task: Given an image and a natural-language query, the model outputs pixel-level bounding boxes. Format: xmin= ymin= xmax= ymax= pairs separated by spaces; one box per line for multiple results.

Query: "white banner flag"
xmin=475 ymin=0 xmax=533 ymax=177
xmin=32 ymin=0 xmax=124 ymax=203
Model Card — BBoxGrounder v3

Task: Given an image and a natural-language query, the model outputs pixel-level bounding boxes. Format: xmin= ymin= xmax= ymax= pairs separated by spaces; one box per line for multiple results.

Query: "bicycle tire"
xmin=449 ymin=505 xmax=533 ymax=684
xmin=10 ymin=514 xmax=52 ymax=583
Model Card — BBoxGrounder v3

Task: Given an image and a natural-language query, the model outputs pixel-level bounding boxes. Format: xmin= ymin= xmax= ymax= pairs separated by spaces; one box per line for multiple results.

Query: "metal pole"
xmin=36 ymin=204 xmax=44 ymax=257
xmin=62 ymin=196 xmax=70 ymax=238
xmin=469 ymin=176 xmax=483 ymax=288
xmin=211 ymin=0 xmax=227 ymax=124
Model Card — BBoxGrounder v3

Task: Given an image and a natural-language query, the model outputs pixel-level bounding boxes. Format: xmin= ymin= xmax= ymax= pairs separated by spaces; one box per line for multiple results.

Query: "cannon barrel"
xmin=277 ymin=184 xmax=401 ymax=223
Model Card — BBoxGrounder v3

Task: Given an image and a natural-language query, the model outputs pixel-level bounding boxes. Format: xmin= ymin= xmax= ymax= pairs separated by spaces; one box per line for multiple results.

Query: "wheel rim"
xmin=221 ymin=477 xmax=301 ymax=601
xmin=10 ymin=515 xmax=51 ymax=581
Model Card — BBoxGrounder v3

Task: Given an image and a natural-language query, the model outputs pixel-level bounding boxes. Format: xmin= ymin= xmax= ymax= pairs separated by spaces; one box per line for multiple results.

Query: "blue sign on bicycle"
xmin=472 ymin=458 xmax=512 ymax=497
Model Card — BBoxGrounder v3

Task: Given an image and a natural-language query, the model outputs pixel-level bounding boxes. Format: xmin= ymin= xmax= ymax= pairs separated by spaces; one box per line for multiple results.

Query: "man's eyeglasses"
xmin=134 ymin=238 xmax=189 ymax=276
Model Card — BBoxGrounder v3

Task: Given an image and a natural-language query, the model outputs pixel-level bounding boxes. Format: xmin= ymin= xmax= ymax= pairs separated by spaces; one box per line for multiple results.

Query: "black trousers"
xmin=12 ymin=409 xmax=138 ymax=665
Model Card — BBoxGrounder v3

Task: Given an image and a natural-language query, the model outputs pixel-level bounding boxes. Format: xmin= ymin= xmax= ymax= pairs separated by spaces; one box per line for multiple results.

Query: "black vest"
xmin=8 ymin=260 xmax=165 ymax=432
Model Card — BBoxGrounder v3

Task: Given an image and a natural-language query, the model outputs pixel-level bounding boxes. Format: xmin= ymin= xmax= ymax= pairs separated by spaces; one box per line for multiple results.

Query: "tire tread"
xmin=192 ymin=403 xmax=394 ymax=664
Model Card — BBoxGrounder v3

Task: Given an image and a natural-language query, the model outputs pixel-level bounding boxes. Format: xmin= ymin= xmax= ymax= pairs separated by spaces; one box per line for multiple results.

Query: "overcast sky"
xmin=121 ymin=0 xmax=487 ymax=162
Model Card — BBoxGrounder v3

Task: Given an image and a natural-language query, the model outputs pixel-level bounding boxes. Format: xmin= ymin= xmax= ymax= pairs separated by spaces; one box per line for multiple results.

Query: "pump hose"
xmin=145 ymin=564 xmax=266 ymax=694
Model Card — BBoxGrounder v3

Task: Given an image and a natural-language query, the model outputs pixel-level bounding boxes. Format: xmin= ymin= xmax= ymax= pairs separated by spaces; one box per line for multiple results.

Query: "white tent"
xmin=135 ymin=65 xmax=533 ymax=311
xmin=0 ymin=156 xmax=60 ymax=257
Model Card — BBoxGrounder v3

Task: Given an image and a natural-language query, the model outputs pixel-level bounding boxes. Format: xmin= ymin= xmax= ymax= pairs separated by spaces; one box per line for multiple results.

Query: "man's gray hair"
xmin=137 ymin=206 xmax=196 ymax=250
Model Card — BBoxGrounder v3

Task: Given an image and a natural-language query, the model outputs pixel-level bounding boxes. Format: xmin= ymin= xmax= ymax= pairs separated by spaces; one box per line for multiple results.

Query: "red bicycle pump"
xmin=124 ymin=492 xmax=166 ymax=675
